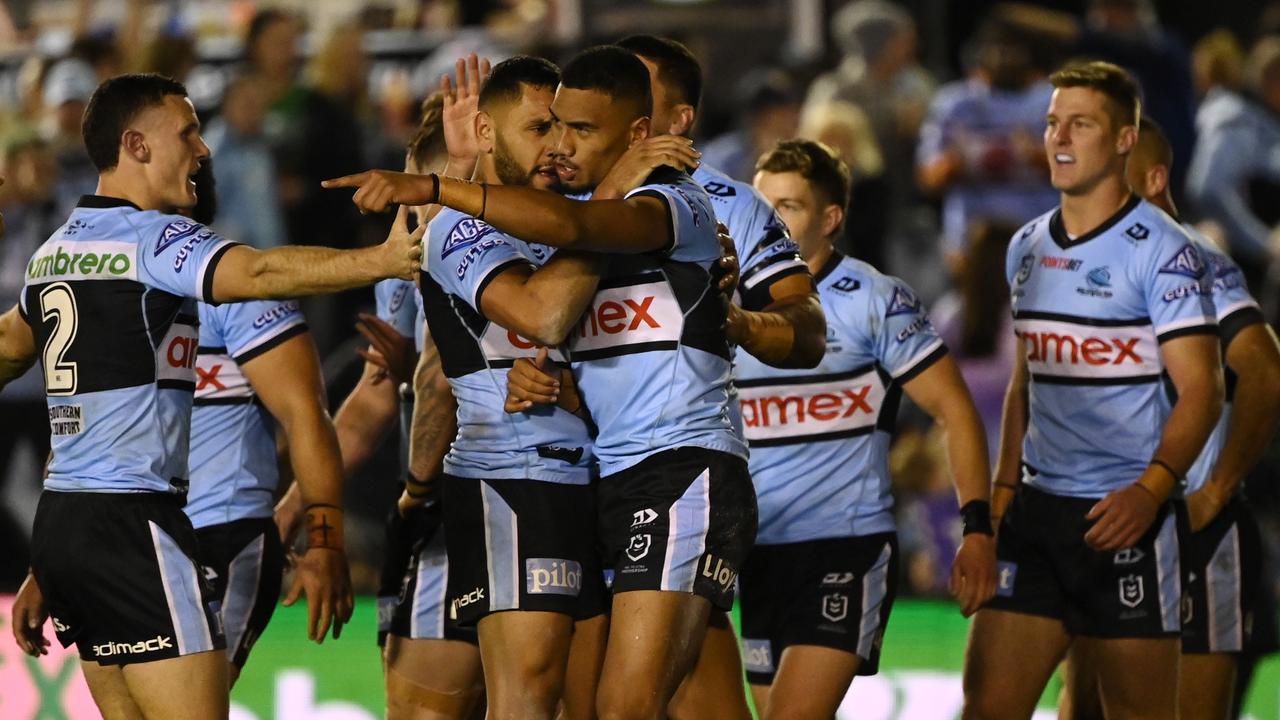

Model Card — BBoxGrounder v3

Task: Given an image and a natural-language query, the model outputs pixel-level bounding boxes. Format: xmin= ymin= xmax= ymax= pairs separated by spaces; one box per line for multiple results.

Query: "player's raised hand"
xmin=441 ymin=53 xmax=492 ymax=169
xmin=504 ymin=347 xmax=560 ymax=412
xmin=11 ymin=573 xmax=49 ymax=657
xmin=356 ymin=312 xmax=416 ymax=384
xmin=1084 ymin=482 xmax=1160 ymax=551
xmin=592 ymin=136 xmax=701 ymax=199
xmin=949 ymin=533 xmax=997 ymax=617
xmin=323 ymin=171 xmax=440 ymax=215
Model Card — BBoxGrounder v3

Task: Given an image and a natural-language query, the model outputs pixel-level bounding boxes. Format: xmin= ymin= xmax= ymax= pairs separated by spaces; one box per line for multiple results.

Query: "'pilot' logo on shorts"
xmin=526 ymin=558 xmax=582 ymax=596
xmin=821 ymin=593 xmax=849 ymax=622
xmin=1119 ymin=574 xmax=1144 ymax=608
xmin=741 ymin=638 xmax=774 ymax=673
xmin=93 ymin=635 xmax=173 ymax=658
xmin=996 ymin=561 xmax=1017 ymax=597
xmin=626 ymin=534 xmax=651 ymax=562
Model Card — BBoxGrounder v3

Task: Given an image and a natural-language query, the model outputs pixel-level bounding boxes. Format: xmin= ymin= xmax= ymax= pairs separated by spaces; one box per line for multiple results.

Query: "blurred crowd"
xmin=1 ymin=0 xmax=1278 ymax=634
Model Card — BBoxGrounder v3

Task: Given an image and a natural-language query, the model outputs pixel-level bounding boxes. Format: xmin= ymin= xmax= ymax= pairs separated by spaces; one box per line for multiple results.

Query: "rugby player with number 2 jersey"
xmin=962 ymin=62 xmax=1226 ymax=719
xmin=0 ymin=73 xmax=420 ymax=720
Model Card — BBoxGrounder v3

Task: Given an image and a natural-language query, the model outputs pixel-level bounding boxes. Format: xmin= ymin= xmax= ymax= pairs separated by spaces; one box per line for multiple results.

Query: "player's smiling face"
xmin=1043 ymin=86 xmax=1132 ymax=196
xmin=550 ymin=86 xmax=648 ymax=193
xmin=133 ymin=95 xmax=210 ymax=211
xmin=485 ymin=84 xmax=559 ymax=190
xmin=754 ymin=170 xmax=833 ymax=261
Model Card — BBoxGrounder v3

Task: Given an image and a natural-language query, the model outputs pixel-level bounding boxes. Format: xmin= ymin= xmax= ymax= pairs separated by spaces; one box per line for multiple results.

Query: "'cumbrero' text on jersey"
xmin=735 ymin=253 xmax=947 ymax=544
xmin=1007 ymin=196 xmax=1217 ymax=498
xmin=572 ymin=170 xmax=748 ymax=476
xmin=1179 ymin=225 xmax=1265 ymax=495
xmin=185 ymin=299 xmax=307 ymax=528
xmin=421 ymin=208 xmax=594 ymax=484
xmin=19 ymin=196 xmax=240 ymax=494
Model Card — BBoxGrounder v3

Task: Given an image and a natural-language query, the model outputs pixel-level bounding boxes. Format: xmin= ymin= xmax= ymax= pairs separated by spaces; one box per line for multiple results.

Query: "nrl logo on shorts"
xmin=1118 ymin=574 xmax=1144 ymax=608
xmin=626 ymin=533 xmax=652 ymax=562
xmin=821 ymin=593 xmax=849 ymax=622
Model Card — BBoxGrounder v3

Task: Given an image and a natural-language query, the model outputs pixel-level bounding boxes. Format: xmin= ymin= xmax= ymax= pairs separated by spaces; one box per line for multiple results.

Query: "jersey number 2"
xmin=39 ymin=282 xmax=79 ymax=395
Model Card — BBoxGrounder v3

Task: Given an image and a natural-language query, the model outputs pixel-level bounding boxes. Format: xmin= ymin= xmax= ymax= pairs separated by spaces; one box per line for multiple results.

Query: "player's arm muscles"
xmin=902 ymin=353 xmax=992 ymax=507
xmin=990 ymin=337 xmax=1029 ymax=521
xmin=1204 ymin=322 xmax=1280 ymax=498
xmin=728 ymin=274 xmax=826 ymax=368
xmin=331 ymin=355 xmax=402 ymax=478
xmin=242 ymin=331 xmax=345 ymax=513
xmin=0 ymin=305 xmax=35 ymax=390
xmin=210 ymin=210 xmax=422 ymax=302
xmin=480 ymin=253 xmax=606 ymax=346
xmin=1144 ymin=333 xmax=1226 ymax=499
xmin=408 ymin=325 xmax=457 ymax=483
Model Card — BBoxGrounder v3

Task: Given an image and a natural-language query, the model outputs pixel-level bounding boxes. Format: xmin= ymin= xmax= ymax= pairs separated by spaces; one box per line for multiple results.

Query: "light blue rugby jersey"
xmin=736 ymin=253 xmax=947 ymax=544
xmin=374 ymin=277 xmax=426 ymax=475
xmin=185 ymin=299 xmax=307 ymax=528
xmin=1180 ymin=225 xmax=1264 ymax=495
xmin=420 ymin=208 xmax=594 ymax=484
xmin=1007 ymin=196 xmax=1218 ymax=498
xmin=19 ymin=196 xmax=241 ymax=494
xmin=568 ymin=170 xmax=747 ymax=477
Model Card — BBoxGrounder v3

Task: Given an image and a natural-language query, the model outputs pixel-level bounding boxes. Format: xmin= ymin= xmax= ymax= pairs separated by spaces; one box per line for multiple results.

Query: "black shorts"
xmin=443 ymin=476 xmax=607 ymax=626
xmin=1179 ymin=496 xmax=1263 ymax=654
xmin=739 ymin=534 xmax=899 ymax=685
xmin=376 ymin=496 xmax=443 ymax=646
xmin=386 ymin=503 xmax=477 ymax=644
xmin=598 ymin=447 xmax=757 ymax=611
xmin=986 ymin=484 xmax=1181 ymax=638
xmin=194 ymin=517 xmax=284 ymax=669
xmin=31 ymin=491 xmax=226 ymax=665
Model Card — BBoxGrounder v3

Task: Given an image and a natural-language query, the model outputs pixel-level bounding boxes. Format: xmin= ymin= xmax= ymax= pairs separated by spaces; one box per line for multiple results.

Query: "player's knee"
xmin=597 ymin=684 xmax=665 ymax=720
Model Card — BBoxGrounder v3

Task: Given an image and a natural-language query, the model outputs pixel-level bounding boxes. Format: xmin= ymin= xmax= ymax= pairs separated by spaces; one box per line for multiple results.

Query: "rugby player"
xmin=962 ymin=62 xmax=1226 ymax=719
xmin=612 ymin=37 xmax=825 ymax=717
xmin=2 ymin=73 xmax=419 ymax=719
xmin=739 ymin=139 xmax=996 ymax=718
xmin=326 ymin=45 xmax=756 ymax=720
xmin=1060 ymin=118 xmax=1280 ymax=720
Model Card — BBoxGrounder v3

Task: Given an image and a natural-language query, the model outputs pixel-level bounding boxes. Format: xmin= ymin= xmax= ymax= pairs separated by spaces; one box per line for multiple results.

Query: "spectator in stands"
xmin=1186 ymin=36 xmax=1280 ymax=288
xmin=805 ymin=0 xmax=935 ymax=213
xmin=1192 ymin=29 xmax=1247 ymax=100
xmin=204 ymin=74 xmax=287 ymax=249
xmin=799 ymin=100 xmax=890 ymax=268
xmin=916 ymin=17 xmax=1055 ymax=275
xmin=702 ymin=68 xmax=801 ymax=182
xmin=40 ymin=58 xmax=98 ymax=217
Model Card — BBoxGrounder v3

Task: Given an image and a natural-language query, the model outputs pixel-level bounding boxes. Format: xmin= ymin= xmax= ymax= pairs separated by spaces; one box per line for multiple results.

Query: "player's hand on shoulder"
xmin=1083 ymin=482 xmax=1160 ymax=552
xmin=12 ymin=572 xmax=49 ymax=657
xmin=593 ymin=135 xmax=700 ymax=200
xmin=950 ymin=532 xmax=997 ymax=617
xmin=374 ymin=205 xmax=426 ymax=280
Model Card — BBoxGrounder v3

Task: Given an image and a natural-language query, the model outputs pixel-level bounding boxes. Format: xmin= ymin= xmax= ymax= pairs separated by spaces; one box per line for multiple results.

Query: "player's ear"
xmin=629 ymin=115 xmax=650 ymax=147
xmin=821 ymin=203 xmax=845 ymax=239
xmin=1115 ymin=123 xmax=1138 ymax=156
xmin=476 ymin=111 xmax=495 ymax=154
xmin=1147 ymin=163 xmax=1169 ymax=198
xmin=121 ymin=129 xmax=149 ymax=164
xmin=672 ymin=104 xmax=695 ymax=136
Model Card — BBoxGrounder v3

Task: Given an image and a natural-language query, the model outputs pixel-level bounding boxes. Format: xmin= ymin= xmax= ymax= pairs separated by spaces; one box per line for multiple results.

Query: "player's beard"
xmin=493 ymin=132 xmax=534 ymax=187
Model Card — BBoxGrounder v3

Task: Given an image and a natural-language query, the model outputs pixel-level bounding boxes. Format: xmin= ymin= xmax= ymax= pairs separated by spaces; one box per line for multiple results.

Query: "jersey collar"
xmin=1048 ymin=193 xmax=1141 ymax=250
xmin=813 ymin=249 xmax=844 ymax=284
xmin=76 ymin=194 xmax=142 ymax=211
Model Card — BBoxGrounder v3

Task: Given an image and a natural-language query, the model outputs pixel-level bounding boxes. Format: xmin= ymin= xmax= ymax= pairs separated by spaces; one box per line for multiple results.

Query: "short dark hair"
xmin=478 ymin=56 xmax=560 ymax=112
xmin=1049 ymin=60 xmax=1141 ymax=129
xmin=560 ymin=45 xmax=653 ymax=118
xmin=756 ymin=139 xmax=852 ymax=209
xmin=81 ymin=73 xmax=189 ymax=172
xmin=1135 ymin=116 xmax=1173 ymax=170
xmin=407 ymin=91 xmax=446 ymax=170
xmin=616 ymin=34 xmax=702 ymax=111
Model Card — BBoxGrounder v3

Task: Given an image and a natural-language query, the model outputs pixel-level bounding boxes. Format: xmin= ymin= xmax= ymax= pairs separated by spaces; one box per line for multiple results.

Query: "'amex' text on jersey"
xmin=738 ymin=368 xmax=885 ymax=446
xmin=1014 ymin=317 xmax=1161 ymax=383
xmin=567 ymin=278 xmax=681 ymax=360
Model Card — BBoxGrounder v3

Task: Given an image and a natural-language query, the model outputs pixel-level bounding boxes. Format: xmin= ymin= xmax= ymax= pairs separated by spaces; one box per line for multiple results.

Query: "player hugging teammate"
xmin=1 ymin=33 xmax=1277 ymax=720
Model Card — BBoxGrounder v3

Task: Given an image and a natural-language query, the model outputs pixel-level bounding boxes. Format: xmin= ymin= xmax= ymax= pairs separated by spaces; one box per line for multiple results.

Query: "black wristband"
xmin=1150 ymin=458 xmax=1181 ymax=482
xmin=405 ymin=473 xmax=435 ymax=499
xmin=960 ymin=499 xmax=994 ymax=536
